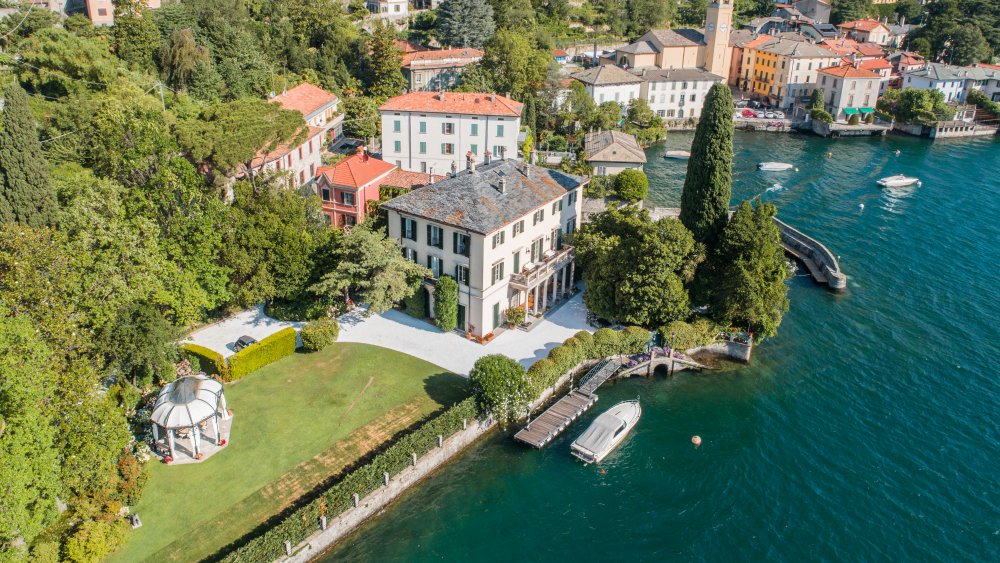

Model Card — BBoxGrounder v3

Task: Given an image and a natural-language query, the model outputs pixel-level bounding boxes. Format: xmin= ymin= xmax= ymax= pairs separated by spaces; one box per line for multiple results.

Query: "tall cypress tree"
xmin=0 ymin=84 xmax=57 ymax=227
xmin=522 ymin=95 xmax=537 ymax=142
xmin=366 ymin=19 xmax=406 ymax=101
xmin=679 ymin=82 xmax=733 ymax=246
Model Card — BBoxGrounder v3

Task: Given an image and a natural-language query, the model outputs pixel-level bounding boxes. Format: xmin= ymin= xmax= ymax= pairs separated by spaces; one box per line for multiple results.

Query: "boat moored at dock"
xmin=570 ymin=400 xmax=641 ymax=464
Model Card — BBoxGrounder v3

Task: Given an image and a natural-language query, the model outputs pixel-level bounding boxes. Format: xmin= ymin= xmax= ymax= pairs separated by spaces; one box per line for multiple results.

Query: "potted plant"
xmin=466 ymin=325 xmax=475 ymax=339
xmin=504 ymin=306 xmax=526 ymax=327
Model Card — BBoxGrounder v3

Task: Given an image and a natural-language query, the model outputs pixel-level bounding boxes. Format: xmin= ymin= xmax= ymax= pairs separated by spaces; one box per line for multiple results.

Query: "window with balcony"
xmin=491 ymin=260 xmax=505 ymax=285
xmin=454 ymin=232 xmax=470 ymax=256
xmin=427 ymin=224 xmax=444 ymax=248
xmin=551 ymin=227 xmax=562 ymax=250
xmin=401 ymin=217 xmax=418 ymax=241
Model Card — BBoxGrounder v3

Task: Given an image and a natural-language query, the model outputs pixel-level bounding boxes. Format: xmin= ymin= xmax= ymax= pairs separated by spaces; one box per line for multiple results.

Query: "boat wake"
xmin=766 ymin=183 xmax=786 ymax=193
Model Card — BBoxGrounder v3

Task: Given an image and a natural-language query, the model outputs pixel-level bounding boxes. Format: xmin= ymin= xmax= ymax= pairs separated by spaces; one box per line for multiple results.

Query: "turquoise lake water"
xmin=324 ymin=132 xmax=1000 ymax=562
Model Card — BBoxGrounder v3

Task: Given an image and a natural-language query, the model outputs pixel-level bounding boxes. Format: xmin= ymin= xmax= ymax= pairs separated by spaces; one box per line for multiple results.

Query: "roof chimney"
xmin=499 ymin=146 xmax=507 ymax=161
xmin=450 ymin=161 xmax=457 ymax=178
xmin=428 ymin=166 xmax=435 ymax=185
xmin=523 ymin=161 xmax=531 ymax=179
xmin=484 ymin=151 xmax=491 ymax=165
xmin=466 ymin=150 xmax=476 ymax=174
xmin=498 ymin=178 xmax=507 ymax=194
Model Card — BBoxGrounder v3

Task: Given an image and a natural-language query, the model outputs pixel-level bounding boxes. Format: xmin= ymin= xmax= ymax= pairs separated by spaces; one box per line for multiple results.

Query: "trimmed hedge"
xmin=525 ymin=327 xmax=651 ymax=395
xmin=226 ymin=327 xmax=297 ymax=382
xmin=180 ymin=343 xmax=227 ymax=379
xmin=218 ymin=398 xmax=477 ymax=562
xmin=300 ymin=319 xmax=339 ymax=352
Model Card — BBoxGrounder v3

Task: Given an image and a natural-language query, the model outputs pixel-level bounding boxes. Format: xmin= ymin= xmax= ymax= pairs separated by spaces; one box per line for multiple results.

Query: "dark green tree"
xmin=438 ymin=0 xmax=496 ymax=49
xmin=433 ymin=275 xmax=459 ymax=332
xmin=946 ymin=26 xmax=989 ymax=65
xmin=0 ymin=84 xmax=57 ymax=227
xmin=111 ymin=0 xmax=162 ymax=70
xmin=591 ymin=101 xmax=623 ymax=130
xmin=810 ymin=88 xmax=825 ymax=110
xmin=469 ymin=354 xmax=530 ymax=426
xmin=615 ymin=169 xmax=649 ymax=202
xmin=160 ymin=28 xmax=208 ymax=93
xmin=831 ymin=0 xmax=873 ymax=24
xmin=676 ymin=0 xmax=709 ymax=26
xmin=480 ymin=29 xmax=549 ymax=99
xmin=894 ymin=0 xmax=922 ymax=22
xmin=100 ymin=302 xmax=177 ymax=387
xmin=680 ymin=82 xmax=733 ymax=246
xmin=523 ymin=95 xmax=538 ymax=143
xmin=366 ymin=19 xmax=406 ymax=101
xmin=342 ymin=96 xmax=381 ymax=140
xmin=698 ymin=199 xmax=790 ymax=339
xmin=575 ymin=206 xmax=701 ymax=327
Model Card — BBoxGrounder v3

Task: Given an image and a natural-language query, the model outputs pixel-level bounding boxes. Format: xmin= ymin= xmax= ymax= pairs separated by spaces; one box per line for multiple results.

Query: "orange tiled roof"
xmin=973 ymin=63 xmax=1000 ymax=71
xmin=553 ymin=49 xmax=570 ymax=58
xmin=381 ymin=169 xmax=444 ymax=190
xmin=856 ymin=42 xmax=885 ymax=57
xmin=270 ymin=83 xmax=338 ymax=118
xmin=818 ymin=63 xmax=881 ymax=79
xmin=318 ymin=152 xmax=396 ymax=189
xmin=838 ymin=19 xmax=888 ymax=33
xmin=394 ymin=39 xmax=424 ymax=53
xmin=379 ymin=92 xmax=523 ymax=117
xmin=745 ymin=35 xmax=776 ymax=50
xmin=401 ymin=48 xmax=484 ymax=68
xmin=859 ymin=58 xmax=892 ymax=70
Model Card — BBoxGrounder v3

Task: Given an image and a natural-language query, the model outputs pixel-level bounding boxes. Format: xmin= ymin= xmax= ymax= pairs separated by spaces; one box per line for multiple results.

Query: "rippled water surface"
xmin=325 ymin=132 xmax=1000 ymax=562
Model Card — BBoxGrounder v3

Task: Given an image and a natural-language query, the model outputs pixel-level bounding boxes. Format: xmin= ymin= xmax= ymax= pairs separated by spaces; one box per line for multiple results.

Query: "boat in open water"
xmin=757 ymin=162 xmax=796 ymax=171
xmin=664 ymin=150 xmax=691 ymax=159
xmin=877 ymin=175 xmax=921 ymax=188
xmin=570 ymin=400 xmax=641 ymax=464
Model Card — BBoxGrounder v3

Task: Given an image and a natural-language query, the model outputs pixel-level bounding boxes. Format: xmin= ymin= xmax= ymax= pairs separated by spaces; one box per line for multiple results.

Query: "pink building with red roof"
xmin=315 ymin=148 xmax=396 ymax=227
xmin=270 ymin=83 xmax=343 ymax=141
xmin=837 ymin=19 xmax=891 ymax=45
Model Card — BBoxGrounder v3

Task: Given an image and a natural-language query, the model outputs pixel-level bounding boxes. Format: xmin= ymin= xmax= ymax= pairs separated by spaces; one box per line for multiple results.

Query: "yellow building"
xmin=742 ymin=37 xmax=840 ymax=109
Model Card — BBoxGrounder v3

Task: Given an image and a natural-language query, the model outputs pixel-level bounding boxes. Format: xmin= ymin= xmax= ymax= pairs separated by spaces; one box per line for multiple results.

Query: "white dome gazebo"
xmin=150 ymin=374 xmax=230 ymax=462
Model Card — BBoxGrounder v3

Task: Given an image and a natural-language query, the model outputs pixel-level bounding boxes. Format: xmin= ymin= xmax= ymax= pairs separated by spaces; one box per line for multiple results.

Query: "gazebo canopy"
xmin=150 ymin=375 xmax=223 ymax=430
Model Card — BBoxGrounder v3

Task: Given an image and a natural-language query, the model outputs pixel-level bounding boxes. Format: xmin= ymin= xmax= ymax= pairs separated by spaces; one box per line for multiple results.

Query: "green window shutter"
xmin=513 ymin=251 xmax=520 ymax=272
xmin=427 ymin=224 xmax=431 ymax=245
xmin=400 ymin=216 xmax=406 ymax=238
xmin=453 ymin=232 xmax=458 ymax=253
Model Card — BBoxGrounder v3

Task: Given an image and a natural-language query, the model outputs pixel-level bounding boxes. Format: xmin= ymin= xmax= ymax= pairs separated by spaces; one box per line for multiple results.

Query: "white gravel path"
xmin=183 ymin=305 xmax=305 ymax=358
xmin=337 ymin=292 xmax=592 ymax=376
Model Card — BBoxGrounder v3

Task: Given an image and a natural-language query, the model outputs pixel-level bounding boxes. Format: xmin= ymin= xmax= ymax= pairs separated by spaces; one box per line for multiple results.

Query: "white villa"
xmin=382 ymin=159 xmax=586 ymax=339
xmin=379 ymin=92 xmax=523 ymax=174
xmin=571 ymin=65 xmax=643 ymax=106
xmin=639 ymin=68 xmax=725 ymax=119
xmin=583 ymin=130 xmax=646 ymax=176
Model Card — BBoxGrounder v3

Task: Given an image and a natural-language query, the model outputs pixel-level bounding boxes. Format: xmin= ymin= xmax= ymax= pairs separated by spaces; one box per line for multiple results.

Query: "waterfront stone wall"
xmin=774 ymin=218 xmax=847 ymax=291
xmin=687 ymin=341 xmax=753 ymax=363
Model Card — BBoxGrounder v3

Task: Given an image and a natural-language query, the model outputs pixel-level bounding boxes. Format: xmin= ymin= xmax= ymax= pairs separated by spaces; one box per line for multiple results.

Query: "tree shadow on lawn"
xmin=422 ymin=372 xmax=470 ymax=407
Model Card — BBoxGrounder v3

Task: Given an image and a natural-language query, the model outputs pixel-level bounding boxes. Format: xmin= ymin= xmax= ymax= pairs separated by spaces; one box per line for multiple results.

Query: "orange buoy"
xmin=691 ymin=435 xmax=702 ymax=447
xmin=600 ymin=469 xmax=607 ymax=475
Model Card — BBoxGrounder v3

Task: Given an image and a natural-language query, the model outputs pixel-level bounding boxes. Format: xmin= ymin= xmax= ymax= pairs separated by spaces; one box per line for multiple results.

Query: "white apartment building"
xmin=571 ymin=65 xmax=643 ymax=106
xmin=903 ymin=63 xmax=1000 ymax=103
xmin=367 ymin=0 xmax=408 ymax=19
xmin=639 ymin=68 xmax=725 ymax=119
xmin=382 ymin=160 xmax=586 ymax=338
xmin=246 ymin=126 xmax=325 ymax=189
xmin=379 ymin=92 xmax=523 ymax=174
xmin=816 ymin=63 xmax=882 ymax=121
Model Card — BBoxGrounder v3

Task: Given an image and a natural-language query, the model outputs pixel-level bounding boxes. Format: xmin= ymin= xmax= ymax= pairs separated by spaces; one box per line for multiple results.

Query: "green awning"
xmin=859 ymin=107 xmax=875 ymax=114
xmin=843 ymin=108 xmax=859 ymax=115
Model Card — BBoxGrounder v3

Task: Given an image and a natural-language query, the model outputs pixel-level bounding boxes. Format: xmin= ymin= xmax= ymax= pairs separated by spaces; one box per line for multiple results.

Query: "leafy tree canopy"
xmin=469 ymin=354 xmax=530 ymax=426
xmin=438 ymin=0 xmax=496 ymax=49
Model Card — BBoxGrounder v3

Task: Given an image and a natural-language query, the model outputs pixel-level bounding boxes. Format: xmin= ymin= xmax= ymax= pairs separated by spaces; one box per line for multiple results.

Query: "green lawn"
xmin=111 ymin=343 xmax=468 ymax=563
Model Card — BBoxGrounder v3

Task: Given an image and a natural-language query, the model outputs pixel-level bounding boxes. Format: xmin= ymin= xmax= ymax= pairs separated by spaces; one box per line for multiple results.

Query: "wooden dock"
xmin=514 ymin=358 xmax=622 ymax=448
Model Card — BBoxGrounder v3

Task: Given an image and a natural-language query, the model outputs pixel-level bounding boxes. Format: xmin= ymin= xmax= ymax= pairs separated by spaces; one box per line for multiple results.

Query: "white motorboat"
xmin=757 ymin=162 xmax=796 ymax=171
xmin=877 ymin=175 xmax=921 ymax=188
xmin=570 ymin=400 xmax=641 ymax=464
xmin=664 ymin=150 xmax=691 ymax=159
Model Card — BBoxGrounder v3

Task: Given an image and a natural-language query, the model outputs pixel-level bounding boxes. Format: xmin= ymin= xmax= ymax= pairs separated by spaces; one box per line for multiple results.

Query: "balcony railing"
xmin=509 ymin=244 xmax=574 ymax=289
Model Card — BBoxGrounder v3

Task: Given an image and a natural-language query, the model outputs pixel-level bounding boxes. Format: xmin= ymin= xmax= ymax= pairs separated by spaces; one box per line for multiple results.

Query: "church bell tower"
xmin=704 ymin=0 xmax=734 ymax=78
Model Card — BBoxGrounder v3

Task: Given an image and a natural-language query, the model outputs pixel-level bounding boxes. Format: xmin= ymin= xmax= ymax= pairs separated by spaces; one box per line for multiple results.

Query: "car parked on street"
xmin=764 ymin=111 xmax=776 ymax=119
xmin=774 ymin=111 xmax=785 ymax=119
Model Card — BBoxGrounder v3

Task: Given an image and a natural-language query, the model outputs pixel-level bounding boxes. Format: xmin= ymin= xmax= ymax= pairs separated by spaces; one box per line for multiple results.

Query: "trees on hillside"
xmin=469 ymin=354 xmax=530 ymax=426
xmin=438 ymin=0 xmax=496 ymax=49
xmin=697 ymin=199 xmax=790 ymax=339
xmin=111 ymin=0 xmax=161 ymax=70
xmin=365 ymin=20 xmax=406 ymax=101
xmin=480 ymin=29 xmax=549 ymax=99
xmin=575 ymin=206 xmax=701 ymax=327
xmin=160 ymin=29 xmax=208 ymax=93
xmin=680 ymin=82 xmax=733 ymax=246
xmin=0 ymin=84 xmax=57 ymax=227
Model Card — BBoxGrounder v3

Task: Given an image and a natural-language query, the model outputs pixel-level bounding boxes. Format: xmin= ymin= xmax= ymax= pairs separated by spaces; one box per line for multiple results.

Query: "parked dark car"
xmin=233 ymin=335 xmax=257 ymax=352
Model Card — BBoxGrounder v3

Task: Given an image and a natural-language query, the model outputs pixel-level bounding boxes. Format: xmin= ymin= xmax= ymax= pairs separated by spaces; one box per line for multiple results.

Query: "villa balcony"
xmin=509 ymin=244 xmax=575 ymax=291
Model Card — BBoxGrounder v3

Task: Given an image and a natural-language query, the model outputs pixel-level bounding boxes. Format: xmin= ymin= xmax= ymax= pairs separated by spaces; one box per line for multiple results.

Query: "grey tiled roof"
xmin=640 ymin=68 xmax=725 ymax=83
xmin=381 ymin=160 xmax=587 ymax=235
xmin=584 ymin=130 xmax=647 ymax=163
xmin=905 ymin=62 xmax=1000 ymax=81
xmin=617 ymin=41 xmax=658 ymax=55
xmin=572 ymin=65 xmax=644 ymax=85
xmin=647 ymin=28 xmax=706 ymax=47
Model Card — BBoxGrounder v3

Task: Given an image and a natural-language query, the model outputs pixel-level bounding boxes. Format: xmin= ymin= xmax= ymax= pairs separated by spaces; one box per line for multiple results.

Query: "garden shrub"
xmin=180 ymin=342 xmax=227 ymax=379
xmin=547 ymin=345 xmax=578 ymax=373
xmin=402 ymin=280 xmax=426 ymax=319
xmin=592 ymin=328 xmax=620 ymax=357
xmin=619 ymin=326 xmax=651 ymax=354
xmin=863 ymin=112 xmax=874 ymax=124
xmin=526 ymin=358 xmax=561 ymax=395
xmin=615 ymin=169 xmax=649 ymax=202
xmin=63 ymin=519 xmax=130 ymax=563
xmin=848 ymin=113 xmax=860 ymax=125
xmin=226 ymin=327 xmax=297 ymax=382
xmin=433 ymin=275 xmax=458 ymax=332
xmin=810 ymin=108 xmax=834 ymax=123
xmin=469 ymin=355 xmax=530 ymax=425
xmin=217 ymin=398 xmax=478 ymax=563
xmin=300 ymin=319 xmax=339 ymax=352
xmin=504 ymin=306 xmax=526 ymax=327
xmin=265 ymin=295 xmax=330 ymax=322
xmin=573 ymin=330 xmax=594 ymax=357
xmin=661 ymin=318 xmax=720 ymax=350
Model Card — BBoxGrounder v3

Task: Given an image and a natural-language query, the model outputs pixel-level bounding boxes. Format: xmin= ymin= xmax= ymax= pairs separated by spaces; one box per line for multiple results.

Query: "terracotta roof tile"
xmin=818 ymin=63 xmax=881 ymax=79
xmin=318 ymin=152 xmax=396 ymax=188
xmin=379 ymin=92 xmax=523 ymax=117
xmin=837 ymin=19 xmax=889 ymax=33
xmin=381 ymin=169 xmax=444 ymax=190
xmin=250 ymin=126 xmax=325 ymax=168
xmin=859 ymin=58 xmax=892 ymax=70
xmin=401 ymin=48 xmax=483 ymax=68
xmin=553 ymin=49 xmax=570 ymax=57
xmin=270 ymin=83 xmax=338 ymax=119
